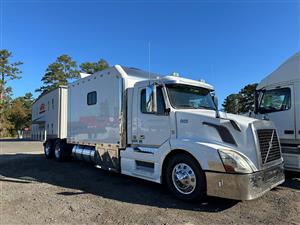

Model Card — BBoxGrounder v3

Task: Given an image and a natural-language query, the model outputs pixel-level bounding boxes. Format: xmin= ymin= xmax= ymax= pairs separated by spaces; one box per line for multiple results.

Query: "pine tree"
xmin=80 ymin=59 xmax=109 ymax=74
xmin=36 ymin=54 xmax=79 ymax=93
xmin=222 ymin=83 xmax=258 ymax=114
xmin=0 ymin=50 xmax=23 ymax=137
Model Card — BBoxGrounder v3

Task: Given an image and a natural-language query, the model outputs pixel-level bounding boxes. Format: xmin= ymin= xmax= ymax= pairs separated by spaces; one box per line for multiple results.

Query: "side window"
xmin=259 ymin=88 xmax=291 ymax=113
xmin=157 ymin=87 xmax=166 ymax=114
xmin=141 ymin=87 xmax=166 ymax=115
xmin=87 ymin=91 xmax=97 ymax=105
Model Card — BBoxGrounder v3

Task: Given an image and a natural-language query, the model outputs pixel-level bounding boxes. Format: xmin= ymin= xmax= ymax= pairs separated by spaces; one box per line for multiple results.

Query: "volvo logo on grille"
xmin=264 ymin=130 xmax=275 ymax=164
xmin=268 ymin=140 xmax=273 ymax=150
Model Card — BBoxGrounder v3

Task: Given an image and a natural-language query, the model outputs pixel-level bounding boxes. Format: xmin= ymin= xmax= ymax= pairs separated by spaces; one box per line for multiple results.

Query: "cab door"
xmin=258 ymin=85 xmax=296 ymax=140
xmin=135 ymin=84 xmax=170 ymax=147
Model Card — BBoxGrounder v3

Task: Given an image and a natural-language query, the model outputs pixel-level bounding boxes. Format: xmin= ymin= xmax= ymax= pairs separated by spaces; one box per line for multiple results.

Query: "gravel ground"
xmin=0 ymin=140 xmax=299 ymax=225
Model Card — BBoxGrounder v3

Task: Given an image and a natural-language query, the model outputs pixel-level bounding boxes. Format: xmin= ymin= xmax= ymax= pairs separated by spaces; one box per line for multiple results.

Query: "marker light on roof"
xmin=171 ymin=72 xmax=180 ymax=77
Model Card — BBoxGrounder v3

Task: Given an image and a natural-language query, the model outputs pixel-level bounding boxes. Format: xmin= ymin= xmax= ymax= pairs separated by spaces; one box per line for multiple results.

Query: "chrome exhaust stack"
xmin=72 ymin=145 xmax=96 ymax=164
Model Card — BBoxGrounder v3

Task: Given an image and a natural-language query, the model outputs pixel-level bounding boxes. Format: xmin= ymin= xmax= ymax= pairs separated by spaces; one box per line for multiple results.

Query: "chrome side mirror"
xmin=145 ymin=84 xmax=157 ymax=113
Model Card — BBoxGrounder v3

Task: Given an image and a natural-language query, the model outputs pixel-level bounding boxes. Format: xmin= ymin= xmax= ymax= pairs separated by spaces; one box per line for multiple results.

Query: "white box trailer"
xmin=32 ymin=86 xmax=68 ymax=141
xmin=251 ymin=52 xmax=300 ymax=171
xmin=34 ymin=65 xmax=285 ymax=201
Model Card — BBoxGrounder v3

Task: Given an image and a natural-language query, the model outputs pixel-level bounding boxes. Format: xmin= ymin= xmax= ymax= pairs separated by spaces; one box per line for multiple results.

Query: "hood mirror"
xmin=211 ymin=93 xmax=220 ymax=118
xmin=212 ymin=95 xmax=218 ymax=109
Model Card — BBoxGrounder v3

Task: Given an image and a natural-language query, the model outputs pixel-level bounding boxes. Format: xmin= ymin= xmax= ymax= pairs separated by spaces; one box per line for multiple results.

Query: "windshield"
xmin=258 ymin=88 xmax=291 ymax=113
xmin=166 ymin=84 xmax=216 ymax=110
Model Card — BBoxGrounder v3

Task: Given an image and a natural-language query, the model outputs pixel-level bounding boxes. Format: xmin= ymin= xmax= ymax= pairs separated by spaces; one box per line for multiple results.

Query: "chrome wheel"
xmin=172 ymin=163 xmax=196 ymax=195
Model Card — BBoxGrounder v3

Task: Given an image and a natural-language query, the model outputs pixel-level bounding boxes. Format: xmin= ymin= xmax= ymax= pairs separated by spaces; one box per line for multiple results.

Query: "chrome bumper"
xmin=205 ymin=163 xmax=285 ymax=200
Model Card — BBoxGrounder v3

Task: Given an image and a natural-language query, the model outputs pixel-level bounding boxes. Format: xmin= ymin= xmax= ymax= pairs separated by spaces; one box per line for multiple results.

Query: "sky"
xmin=1 ymin=0 xmax=299 ymax=106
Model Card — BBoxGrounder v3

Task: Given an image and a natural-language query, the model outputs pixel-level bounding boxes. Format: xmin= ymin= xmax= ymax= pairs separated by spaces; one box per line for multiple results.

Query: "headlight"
xmin=218 ymin=149 xmax=253 ymax=174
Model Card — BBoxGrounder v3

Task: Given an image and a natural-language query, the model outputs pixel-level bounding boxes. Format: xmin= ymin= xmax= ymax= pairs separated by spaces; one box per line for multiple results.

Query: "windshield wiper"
xmin=199 ymin=106 xmax=215 ymax=110
xmin=177 ymin=104 xmax=198 ymax=109
xmin=177 ymin=105 xmax=215 ymax=110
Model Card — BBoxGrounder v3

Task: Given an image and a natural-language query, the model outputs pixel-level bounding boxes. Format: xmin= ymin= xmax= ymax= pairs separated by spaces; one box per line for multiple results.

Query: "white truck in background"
xmin=32 ymin=65 xmax=284 ymax=201
xmin=251 ymin=52 xmax=300 ymax=172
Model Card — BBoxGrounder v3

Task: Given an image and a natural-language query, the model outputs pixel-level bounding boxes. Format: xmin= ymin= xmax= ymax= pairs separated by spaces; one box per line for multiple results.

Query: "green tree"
xmin=222 ymin=83 xmax=258 ymax=114
xmin=80 ymin=59 xmax=109 ymax=74
xmin=237 ymin=83 xmax=258 ymax=113
xmin=36 ymin=54 xmax=79 ymax=93
xmin=222 ymin=94 xmax=240 ymax=114
xmin=8 ymin=92 xmax=34 ymax=136
xmin=0 ymin=49 xmax=23 ymax=137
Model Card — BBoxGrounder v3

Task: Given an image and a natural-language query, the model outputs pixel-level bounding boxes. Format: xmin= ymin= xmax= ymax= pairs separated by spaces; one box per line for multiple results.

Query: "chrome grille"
xmin=257 ymin=129 xmax=281 ymax=164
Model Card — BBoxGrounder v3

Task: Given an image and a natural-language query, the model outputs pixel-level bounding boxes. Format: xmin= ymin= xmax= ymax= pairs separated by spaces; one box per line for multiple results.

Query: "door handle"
xmin=139 ymin=135 xmax=145 ymax=139
xmin=284 ymin=130 xmax=294 ymax=134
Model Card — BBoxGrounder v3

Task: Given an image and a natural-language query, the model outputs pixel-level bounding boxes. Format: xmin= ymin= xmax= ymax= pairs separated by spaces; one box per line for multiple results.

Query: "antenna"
xmin=148 ymin=41 xmax=151 ymax=85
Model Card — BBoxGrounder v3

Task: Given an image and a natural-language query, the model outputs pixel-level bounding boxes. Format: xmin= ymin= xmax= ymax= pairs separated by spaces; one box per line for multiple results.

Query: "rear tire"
xmin=54 ymin=139 xmax=72 ymax=162
xmin=44 ymin=140 xmax=54 ymax=159
xmin=164 ymin=153 xmax=206 ymax=202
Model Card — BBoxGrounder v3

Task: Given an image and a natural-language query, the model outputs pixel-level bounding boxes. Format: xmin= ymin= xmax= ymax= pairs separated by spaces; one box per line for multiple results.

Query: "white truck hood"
xmin=175 ymin=109 xmax=276 ymax=169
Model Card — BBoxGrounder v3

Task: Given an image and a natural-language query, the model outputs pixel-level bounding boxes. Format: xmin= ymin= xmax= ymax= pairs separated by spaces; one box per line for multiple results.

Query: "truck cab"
xmin=253 ymin=52 xmax=300 ymax=171
xmin=121 ymin=73 xmax=284 ymax=201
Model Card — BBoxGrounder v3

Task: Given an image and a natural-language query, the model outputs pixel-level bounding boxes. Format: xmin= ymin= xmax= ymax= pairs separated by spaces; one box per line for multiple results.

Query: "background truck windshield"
xmin=258 ymin=88 xmax=291 ymax=113
xmin=166 ymin=84 xmax=215 ymax=110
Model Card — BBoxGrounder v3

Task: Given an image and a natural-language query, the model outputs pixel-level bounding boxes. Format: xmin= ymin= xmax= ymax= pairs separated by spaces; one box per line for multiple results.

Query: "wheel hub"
xmin=172 ymin=163 xmax=196 ymax=195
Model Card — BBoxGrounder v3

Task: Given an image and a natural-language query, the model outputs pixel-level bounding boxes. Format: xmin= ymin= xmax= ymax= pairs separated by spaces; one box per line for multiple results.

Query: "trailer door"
xmin=258 ymin=85 xmax=296 ymax=140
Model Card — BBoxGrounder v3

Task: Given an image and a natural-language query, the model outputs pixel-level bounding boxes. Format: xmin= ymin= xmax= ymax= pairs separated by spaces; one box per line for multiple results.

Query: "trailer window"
xmin=141 ymin=87 xmax=166 ymax=115
xmin=258 ymin=88 xmax=291 ymax=113
xmin=87 ymin=91 xmax=97 ymax=105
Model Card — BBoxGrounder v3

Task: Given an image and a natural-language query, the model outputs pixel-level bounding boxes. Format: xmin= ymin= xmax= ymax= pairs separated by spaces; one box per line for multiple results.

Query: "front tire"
xmin=165 ymin=154 xmax=206 ymax=202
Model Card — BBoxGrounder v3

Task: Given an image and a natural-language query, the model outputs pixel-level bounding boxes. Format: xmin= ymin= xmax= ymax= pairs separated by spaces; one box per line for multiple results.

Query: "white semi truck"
xmin=252 ymin=52 xmax=300 ymax=172
xmin=32 ymin=65 xmax=284 ymax=201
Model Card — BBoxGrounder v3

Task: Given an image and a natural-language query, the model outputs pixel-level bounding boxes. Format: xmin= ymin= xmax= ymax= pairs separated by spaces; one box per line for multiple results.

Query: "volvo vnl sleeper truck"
xmin=252 ymin=52 xmax=300 ymax=172
xmin=32 ymin=65 xmax=284 ymax=201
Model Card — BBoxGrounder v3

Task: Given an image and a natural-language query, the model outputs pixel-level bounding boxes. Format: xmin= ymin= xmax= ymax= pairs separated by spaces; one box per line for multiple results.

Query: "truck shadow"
xmin=280 ymin=171 xmax=300 ymax=190
xmin=0 ymin=153 xmax=240 ymax=213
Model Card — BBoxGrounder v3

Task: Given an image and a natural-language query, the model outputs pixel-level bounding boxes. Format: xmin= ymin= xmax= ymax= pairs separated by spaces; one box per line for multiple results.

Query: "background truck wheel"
xmin=54 ymin=139 xmax=71 ymax=162
xmin=164 ymin=153 xmax=206 ymax=202
xmin=44 ymin=140 xmax=54 ymax=159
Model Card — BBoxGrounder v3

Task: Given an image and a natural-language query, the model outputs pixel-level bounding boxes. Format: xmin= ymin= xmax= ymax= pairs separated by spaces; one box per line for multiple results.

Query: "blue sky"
xmin=1 ymin=0 xmax=299 ymax=106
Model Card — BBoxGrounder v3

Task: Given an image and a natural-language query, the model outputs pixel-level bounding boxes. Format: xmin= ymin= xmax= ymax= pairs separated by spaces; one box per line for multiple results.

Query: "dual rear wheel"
xmin=44 ymin=139 xmax=72 ymax=161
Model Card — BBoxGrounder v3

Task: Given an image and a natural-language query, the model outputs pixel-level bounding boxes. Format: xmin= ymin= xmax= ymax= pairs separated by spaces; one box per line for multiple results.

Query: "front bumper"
xmin=205 ymin=162 xmax=285 ymax=200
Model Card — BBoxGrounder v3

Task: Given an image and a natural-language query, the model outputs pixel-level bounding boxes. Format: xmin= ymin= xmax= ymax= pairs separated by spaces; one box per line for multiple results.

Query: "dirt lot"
xmin=0 ymin=140 xmax=299 ymax=225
